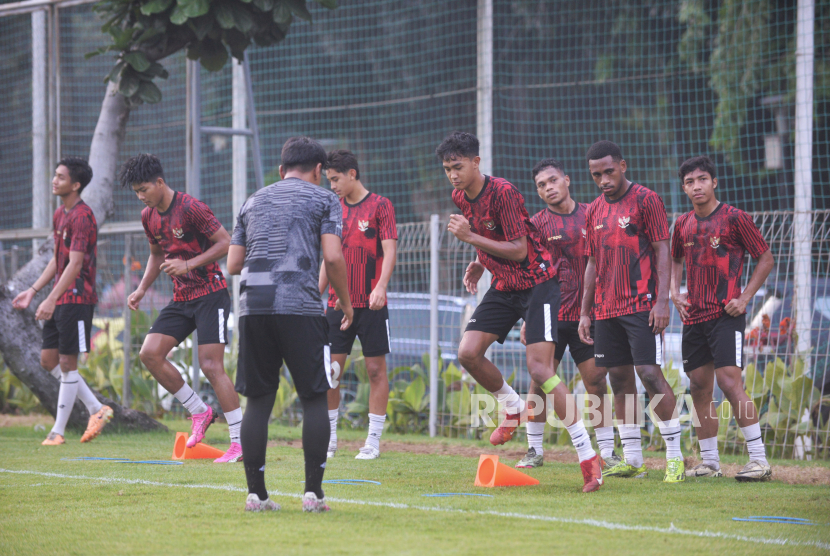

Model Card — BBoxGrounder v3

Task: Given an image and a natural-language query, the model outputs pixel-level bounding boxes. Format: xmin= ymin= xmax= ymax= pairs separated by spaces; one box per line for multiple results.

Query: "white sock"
xmin=366 ymin=413 xmax=385 ymax=451
xmin=566 ymin=420 xmax=596 ymax=462
xmin=494 ymin=381 xmax=525 ymax=415
xmin=50 ymin=365 xmax=62 ymax=379
xmin=526 ymin=421 xmax=545 ymax=455
xmin=699 ymin=436 xmax=720 ymax=469
xmin=51 ymin=370 xmax=81 ymax=436
xmin=741 ymin=423 xmax=768 ymax=465
xmin=595 ymin=426 xmax=616 ymax=459
xmin=174 ymin=384 xmax=208 ymax=415
xmin=328 ymin=409 xmax=338 ymax=448
xmin=619 ymin=424 xmax=644 ymax=468
xmin=657 ymin=418 xmax=683 ymax=460
xmin=75 ymin=378 xmax=103 ymax=415
xmin=224 ymin=408 xmax=243 ymax=444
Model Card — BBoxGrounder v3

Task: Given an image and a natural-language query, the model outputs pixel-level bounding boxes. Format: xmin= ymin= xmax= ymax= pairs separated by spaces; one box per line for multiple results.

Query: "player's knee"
xmin=716 ymin=372 xmax=740 ymax=395
xmin=638 ymin=369 xmax=664 ymax=394
xmin=58 ymin=355 xmax=74 ymax=373
xmin=199 ymin=357 xmax=224 ymax=380
xmin=689 ymin=377 xmax=710 ymax=400
xmin=607 ymin=372 xmax=631 ymax=394
xmin=40 ymin=353 xmax=56 ymax=371
xmin=365 ymin=361 xmax=387 ymax=383
xmin=457 ymin=345 xmax=482 ymax=369
xmin=139 ymin=345 xmax=162 ymax=368
xmin=583 ymin=373 xmax=607 ymax=396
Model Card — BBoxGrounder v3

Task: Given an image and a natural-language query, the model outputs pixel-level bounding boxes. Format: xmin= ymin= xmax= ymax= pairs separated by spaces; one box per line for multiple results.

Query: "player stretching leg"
xmin=229 ymin=136 xmax=353 ymax=512
xmin=13 ymin=157 xmax=113 ymax=444
xmin=671 ymin=156 xmax=774 ymax=481
xmin=579 ymin=141 xmax=685 ymax=483
xmin=319 ymin=150 xmax=397 ymax=460
xmin=122 ymin=154 xmax=243 ymax=463
xmin=516 ymin=159 xmax=618 ymax=469
xmin=438 ymin=132 xmax=602 ymax=493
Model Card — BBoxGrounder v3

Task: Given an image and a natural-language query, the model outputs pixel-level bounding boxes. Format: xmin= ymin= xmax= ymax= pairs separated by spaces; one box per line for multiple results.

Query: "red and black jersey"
xmin=532 ymin=203 xmax=589 ymax=321
xmin=452 ymin=176 xmax=556 ymax=292
xmin=671 ymin=203 xmax=769 ymax=324
xmin=586 ymin=183 xmax=670 ymax=319
xmin=141 ymin=191 xmax=227 ymax=302
xmin=52 ymin=200 xmax=97 ymax=305
xmin=328 ymin=192 xmax=398 ymax=309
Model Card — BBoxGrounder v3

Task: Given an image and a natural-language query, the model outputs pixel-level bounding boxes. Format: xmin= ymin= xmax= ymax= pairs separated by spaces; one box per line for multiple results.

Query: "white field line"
xmin=1 ymin=468 xmax=828 ymax=551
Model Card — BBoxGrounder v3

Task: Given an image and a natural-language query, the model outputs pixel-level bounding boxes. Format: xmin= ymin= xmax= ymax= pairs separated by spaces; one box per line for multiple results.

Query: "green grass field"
xmin=1 ymin=420 xmax=829 ymax=555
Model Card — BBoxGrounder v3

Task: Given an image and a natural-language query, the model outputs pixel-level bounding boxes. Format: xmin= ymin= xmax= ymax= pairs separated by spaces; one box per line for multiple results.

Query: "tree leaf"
xmin=103 ymin=60 xmax=126 ymax=84
xmin=118 ymin=72 xmax=141 ymax=97
xmin=85 ymin=46 xmax=112 ymax=60
xmin=223 ymin=28 xmax=250 ymax=60
xmin=214 ymin=3 xmax=236 ymax=29
xmin=169 ymin=4 xmax=189 ymax=25
xmin=198 ymin=39 xmax=229 ymax=71
xmin=272 ymin=2 xmax=293 ymax=23
xmin=124 ymin=51 xmax=151 ymax=72
xmin=253 ymin=0 xmax=274 ymax=11
xmin=144 ymin=62 xmax=169 ymax=79
xmin=233 ymin=7 xmax=254 ymax=33
xmin=182 ymin=0 xmax=210 ymax=18
xmin=188 ymin=16 xmax=214 ymax=40
xmin=137 ymin=81 xmax=163 ymax=104
xmin=284 ymin=0 xmax=312 ymax=21
xmin=140 ymin=0 xmax=173 ymax=15
xmin=315 ymin=0 xmax=336 ymax=9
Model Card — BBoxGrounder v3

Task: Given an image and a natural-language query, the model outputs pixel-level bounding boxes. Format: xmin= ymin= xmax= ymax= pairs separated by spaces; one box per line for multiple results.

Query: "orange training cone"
xmin=474 ymin=455 xmax=540 ymax=487
xmin=171 ymin=431 xmax=226 ymax=460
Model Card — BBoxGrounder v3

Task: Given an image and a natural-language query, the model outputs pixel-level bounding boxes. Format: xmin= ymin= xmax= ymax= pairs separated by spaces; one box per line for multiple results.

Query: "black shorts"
xmin=683 ymin=313 xmax=746 ymax=371
xmin=593 ymin=311 xmax=663 ymax=367
xmin=42 ymin=303 xmax=94 ymax=355
xmin=466 ymin=278 xmax=560 ymax=345
xmin=235 ymin=314 xmax=332 ymax=399
xmin=327 ymin=306 xmax=390 ymax=357
xmin=148 ymin=289 xmax=231 ymax=345
xmin=555 ymin=321 xmax=595 ymax=365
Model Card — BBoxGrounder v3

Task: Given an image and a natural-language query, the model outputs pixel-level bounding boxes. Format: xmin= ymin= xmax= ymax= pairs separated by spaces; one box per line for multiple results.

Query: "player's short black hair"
xmin=678 ymin=155 xmax=717 ymax=183
xmin=327 ymin=149 xmax=360 ymax=180
xmin=119 ymin=154 xmax=165 ymax=188
xmin=532 ymin=158 xmax=566 ymax=182
xmin=435 ymin=131 xmax=479 ymax=161
xmin=281 ymin=136 xmax=327 ymax=173
xmin=586 ymin=140 xmax=623 ymax=163
xmin=56 ymin=157 xmax=93 ymax=192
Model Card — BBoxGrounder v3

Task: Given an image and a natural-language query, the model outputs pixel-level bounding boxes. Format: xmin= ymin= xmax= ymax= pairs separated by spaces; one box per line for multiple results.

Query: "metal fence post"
xmin=122 ymin=234 xmax=131 ymax=407
xmin=429 ymin=214 xmax=440 ymax=437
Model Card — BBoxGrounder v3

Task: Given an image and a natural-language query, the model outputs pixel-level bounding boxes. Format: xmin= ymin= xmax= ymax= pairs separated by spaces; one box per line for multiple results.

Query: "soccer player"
xmin=438 ymin=132 xmax=602 ymax=493
xmin=578 ymin=140 xmax=685 ymax=483
xmin=12 ymin=157 xmax=113 ymax=445
xmin=122 ymin=154 xmax=243 ymax=463
xmin=228 ymin=136 xmax=353 ymax=512
xmin=670 ymin=156 xmax=774 ymax=481
xmin=318 ymin=149 xmax=397 ymax=460
xmin=516 ymin=159 xmax=618 ymax=469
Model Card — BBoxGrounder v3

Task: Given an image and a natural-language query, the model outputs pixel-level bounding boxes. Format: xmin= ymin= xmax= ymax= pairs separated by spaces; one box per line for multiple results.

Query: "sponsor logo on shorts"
xmin=683 ymin=359 xmax=688 ymax=364
xmin=709 ymin=236 xmax=720 ymax=249
xmin=468 ymin=318 xmax=476 ymax=323
xmin=595 ymin=353 xmax=604 ymax=358
xmin=173 ymin=227 xmax=184 ymax=239
xmin=358 ymin=219 xmax=369 ymax=232
xmin=618 ymin=216 xmax=630 ymax=229
xmin=482 ymin=219 xmax=496 ymax=231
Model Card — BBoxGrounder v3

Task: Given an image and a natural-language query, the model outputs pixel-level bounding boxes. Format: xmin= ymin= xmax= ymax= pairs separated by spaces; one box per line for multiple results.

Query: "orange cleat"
xmin=580 ymin=454 xmax=604 ymax=493
xmin=42 ymin=432 xmax=65 ymax=445
xmin=489 ymin=410 xmax=524 ymax=446
xmin=81 ymin=405 xmax=114 ymax=443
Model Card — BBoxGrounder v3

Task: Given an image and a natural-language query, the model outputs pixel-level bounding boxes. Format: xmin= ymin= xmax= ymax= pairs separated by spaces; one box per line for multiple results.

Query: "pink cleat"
xmin=186 ymin=406 xmax=216 ymax=448
xmin=214 ymin=441 xmax=243 ymax=463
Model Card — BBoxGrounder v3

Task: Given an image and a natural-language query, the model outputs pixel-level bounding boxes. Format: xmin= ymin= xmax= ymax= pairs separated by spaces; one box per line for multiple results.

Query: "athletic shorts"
xmin=683 ymin=313 xmax=746 ymax=371
xmin=593 ymin=311 xmax=663 ymax=368
xmin=466 ymin=278 xmax=560 ymax=345
xmin=149 ymin=288 xmax=230 ymax=345
xmin=235 ymin=314 xmax=332 ymax=400
xmin=555 ymin=321 xmax=595 ymax=365
xmin=42 ymin=303 xmax=94 ymax=355
xmin=327 ymin=306 xmax=391 ymax=357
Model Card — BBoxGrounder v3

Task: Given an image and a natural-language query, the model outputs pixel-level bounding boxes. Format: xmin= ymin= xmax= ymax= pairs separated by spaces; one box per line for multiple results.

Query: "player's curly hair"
xmin=585 ymin=140 xmax=623 ymax=163
xmin=435 ymin=131 xmax=479 ymax=161
xmin=56 ymin=157 xmax=93 ymax=192
xmin=678 ymin=155 xmax=717 ymax=183
xmin=327 ymin=149 xmax=360 ymax=180
xmin=119 ymin=154 xmax=165 ymax=188
xmin=532 ymin=158 xmax=566 ymax=181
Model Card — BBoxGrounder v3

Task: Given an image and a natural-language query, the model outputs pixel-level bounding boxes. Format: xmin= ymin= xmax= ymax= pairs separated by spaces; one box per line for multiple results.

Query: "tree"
xmin=0 ymin=0 xmax=336 ymax=430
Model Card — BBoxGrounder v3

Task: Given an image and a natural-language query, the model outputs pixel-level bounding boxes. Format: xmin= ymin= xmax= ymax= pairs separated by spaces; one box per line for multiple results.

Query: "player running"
xmin=579 ymin=140 xmax=685 ymax=483
xmin=670 ymin=156 xmax=774 ymax=481
xmin=122 ymin=154 xmax=243 ymax=463
xmin=319 ymin=150 xmax=397 ymax=460
xmin=516 ymin=159 xmax=618 ymax=469
xmin=12 ymin=157 xmax=113 ymax=444
xmin=438 ymin=132 xmax=602 ymax=493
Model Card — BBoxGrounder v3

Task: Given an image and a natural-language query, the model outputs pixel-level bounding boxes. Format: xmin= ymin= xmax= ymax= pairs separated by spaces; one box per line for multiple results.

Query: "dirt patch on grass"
xmin=0 ymin=414 xmax=54 ymax=427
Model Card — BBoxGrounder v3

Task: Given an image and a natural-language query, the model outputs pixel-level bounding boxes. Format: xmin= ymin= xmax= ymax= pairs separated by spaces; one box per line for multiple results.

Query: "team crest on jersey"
xmin=357 ymin=220 xmax=369 ymax=232
xmin=709 ymin=236 xmax=720 ymax=249
xmin=482 ymin=219 xmax=496 ymax=231
xmin=172 ymin=227 xmax=184 ymax=239
xmin=581 ymin=228 xmax=587 ymax=238
xmin=618 ymin=216 xmax=630 ymax=229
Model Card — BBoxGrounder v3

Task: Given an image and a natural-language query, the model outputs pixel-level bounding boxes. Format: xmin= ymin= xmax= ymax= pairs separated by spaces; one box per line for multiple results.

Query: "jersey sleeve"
xmin=187 ymin=198 xmax=223 ymax=239
xmin=68 ymin=210 xmax=93 ymax=253
xmin=141 ymin=208 xmax=158 ymax=245
xmin=377 ymin=198 xmax=398 ymax=241
xmin=732 ymin=210 xmax=769 ymax=258
xmin=670 ymin=218 xmax=684 ymax=259
xmin=494 ymin=185 xmax=527 ymax=242
xmin=642 ymin=191 xmax=670 ymax=242
xmin=321 ymin=193 xmax=343 ymax=237
xmin=230 ymin=201 xmax=248 ymax=247
xmin=585 ymin=205 xmax=597 ymax=258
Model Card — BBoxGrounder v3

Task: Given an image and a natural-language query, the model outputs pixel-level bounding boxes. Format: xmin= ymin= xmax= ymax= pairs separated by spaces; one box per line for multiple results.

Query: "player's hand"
xmin=520 ymin=322 xmax=527 ymax=346
xmin=578 ymin=315 xmax=594 ymax=345
xmin=160 ymin=258 xmax=189 ymax=277
xmin=447 ymin=214 xmax=473 ymax=243
xmin=35 ymin=297 xmax=56 ymax=321
xmin=670 ymin=291 xmax=691 ymax=321
xmin=12 ymin=288 xmax=35 ymax=310
xmin=463 ymin=260 xmax=485 ymax=294
xmin=127 ymin=288 xmax=145 ymax=311
xmin=368 ymin=285 xmax=387 ymax=310
xmin=724 ymin=296 xmax=749 ymax=317
xmin=649 ymin=299 xmax=670 ymax=335
xmin=340 ymin=304 xmax=354 ymax=331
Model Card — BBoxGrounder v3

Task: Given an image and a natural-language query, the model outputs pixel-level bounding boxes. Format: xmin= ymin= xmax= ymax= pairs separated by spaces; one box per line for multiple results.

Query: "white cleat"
xmin=355 ymin=446 xmax=380 ymax=460
xmin=735 ymin=460 xmax=772 ymax=482
xmin=327 ymin=441 xmax=337 ymax=459
xmin=302 ymin=492 xmax=331 ymax=513
xmin=244 ymin=493 xmax=280 ymax=512
xmin=689 ymin=462 xmax=723 ymax=478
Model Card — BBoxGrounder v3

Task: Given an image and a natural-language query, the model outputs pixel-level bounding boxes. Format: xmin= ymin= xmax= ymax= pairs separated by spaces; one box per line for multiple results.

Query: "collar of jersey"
xmin=602 ymin=182 xmax=638 ymax=205
xmin=465 ymin=175 xmax=491 ymax=204
xmin=344 ymin=191 xmax=373 ymax=208
xmin=693 ymin=201 xmax=724 ymax=221
xmin=546 ymin=201 xmax=580 ymax=217
xmin=156 ymin=191 xmax=179 ymax=216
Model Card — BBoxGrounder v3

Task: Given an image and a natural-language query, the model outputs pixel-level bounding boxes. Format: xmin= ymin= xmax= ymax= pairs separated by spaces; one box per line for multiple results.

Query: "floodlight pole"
xmin=32 ymin=9 xmax=49 ymax=250
xmin=429 ymin=214 xmax=440 ymax=437
xmin=476 ymin=0 xmax=493 ymax=303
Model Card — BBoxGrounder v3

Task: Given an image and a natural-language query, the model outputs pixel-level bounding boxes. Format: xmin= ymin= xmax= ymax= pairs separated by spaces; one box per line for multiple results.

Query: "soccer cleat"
xmin=489 ymin=410 xmax=524 ymax=446
xmin=186 ymin=406 xmax=216 ymax=448
xmin=580 ymin=454 xmax=604 ymax=493
xmin=327 ymin=440 xmax=337 ymax=459
xmin=214 ymin=442 xmax=243 ymax=463
xmin=244 ymin=493 xmax=280 ymax=512
xmin=603 ymin=459 xmax=648 ymax=478
xmin=355 ymin=446 xmax=380 ymax=460
xmin=689 ymin=462 xmax=722 ymax=478
xmin=80 ymin=405 xmax=114 ymax=443
xmin=735 ymin=460 xmax=772 ymax=482
xmin=302 ymin=492 xmax=331 ymax=513
xmin=600 ymin=451 xmax=623 ymax=470
xmin=664 ymin=457 xmax=686 ymax=483
xmin=41 ymin=432 xmax=65 ymax=446
xmin=515 ymin=447 xmax=544 ymax=469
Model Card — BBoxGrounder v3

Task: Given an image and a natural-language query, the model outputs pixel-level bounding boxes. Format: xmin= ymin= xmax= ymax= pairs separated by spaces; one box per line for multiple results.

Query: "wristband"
xmin=30 ymin=285 xmax=39 ymax=294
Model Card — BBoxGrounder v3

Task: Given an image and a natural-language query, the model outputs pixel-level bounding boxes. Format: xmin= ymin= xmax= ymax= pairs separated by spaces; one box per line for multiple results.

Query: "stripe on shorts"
xmin=543 ymin=304 xmax=552 ymax=342
xmin=735 ymin=331 xmax=742 ymax=367
xmin=78 ymin=320 xmax=87 ymax=353
xmin=218 ymin=309 xmax=225 ymax=343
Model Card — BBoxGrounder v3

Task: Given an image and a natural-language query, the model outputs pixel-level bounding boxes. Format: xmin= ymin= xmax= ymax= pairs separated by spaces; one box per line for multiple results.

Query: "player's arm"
xmin=129 ymin=243 xmax=165 ymax=310
xmin=227 ymin=244 xmax=245 ymax=275
xmin=447 ymin=214 xmax=527 ymax=261
xmin=462 ymin=256 xmax=485 ymax=294
xmin=12 ymin=255 xmax=56 ymax=311
xmin=159 ymin=226 xmax=231 ymax=277
xmin=670 ymin=256 xmax=690 ymax=321
xmin=322 ymin=234 xmax=353 ymax=330
xmin=725 ymin=249 xmax=773 ymax=317
xmin=318 ymin=261 xmax=329 ymax=295
xmin=578 ymin=256 xmax=597 ymax=345
xmin=649 ymin=239 xmax=671 ymax=334
xmin=368 ymin=238 xmax=397 ymax=310
xmin=34 ymin=250 xmax=83 ymax=321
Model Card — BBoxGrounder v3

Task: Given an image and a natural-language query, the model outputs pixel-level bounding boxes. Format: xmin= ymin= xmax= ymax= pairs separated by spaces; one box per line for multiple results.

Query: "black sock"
xmin=240 ymin=391 xmax=276 ymax=500
xmin=301 ymin=392 xmax=330 ymax=499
